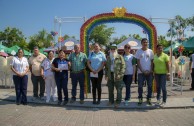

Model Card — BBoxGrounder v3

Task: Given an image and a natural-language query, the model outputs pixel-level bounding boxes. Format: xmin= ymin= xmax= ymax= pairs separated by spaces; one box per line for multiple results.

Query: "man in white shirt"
xmin=135 ymin=38 xmax=154 ymax=106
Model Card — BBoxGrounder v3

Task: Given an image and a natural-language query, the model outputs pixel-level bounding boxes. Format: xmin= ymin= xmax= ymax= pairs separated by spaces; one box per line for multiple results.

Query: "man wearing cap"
xmin=105 ymin=44 xmax=126 ymax=108
xmin=29 ymin=46 xmax=46 ymax=100
xmin=68 ymin=44 xmax=87 ymax=104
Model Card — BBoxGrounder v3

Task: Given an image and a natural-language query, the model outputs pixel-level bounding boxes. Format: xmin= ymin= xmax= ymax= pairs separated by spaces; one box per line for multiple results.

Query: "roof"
xmin=117 ymin=37 xmax=141 ymax=50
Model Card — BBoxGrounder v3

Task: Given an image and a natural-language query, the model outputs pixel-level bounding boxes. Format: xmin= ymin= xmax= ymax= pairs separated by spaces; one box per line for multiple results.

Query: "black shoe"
xmin=93 ymin=100 xmax=96 ymax=104
xmin=96 ymin=101 xmax=100 ymax=105
xmin=190 ymin=88 xmax=194 ymax=90
xmin=138 ymin=98 xmax=143 ymax=106
xmin=23 ymin=102 xmax=27 ymax=105
xmin=16 ymin=102 xmax=20 ymax=105
xmin=70 ymin=98 xmax=76 ymax=103
xmin=58 ymin=101 xmax=62 ymax=105
xmin=63 ymin=101 xmax=68 ymax=105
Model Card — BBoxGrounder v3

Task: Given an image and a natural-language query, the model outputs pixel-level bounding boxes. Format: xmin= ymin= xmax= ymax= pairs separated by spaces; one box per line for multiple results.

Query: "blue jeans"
xmin=13 ymin=75 xmax=28 ymax=104
xmin=71 ymin=71 xmax=85 ymax=100
xmin=55 ymin=72 xmax=68 ymax=102
xmin=155 ymin=74 xmax=167 ymax=102
xmin=123 ymin=75 xmax=133 ymax=101
xmin=138 ymin=73 xmax=153 ymax=99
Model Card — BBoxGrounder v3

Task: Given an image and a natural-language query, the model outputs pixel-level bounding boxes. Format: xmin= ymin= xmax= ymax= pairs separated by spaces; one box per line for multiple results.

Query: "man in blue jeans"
xmin=135 ymin=38 xmax=154 ymax=105
xmin=68 ymin=44 xmax=87 ymax=104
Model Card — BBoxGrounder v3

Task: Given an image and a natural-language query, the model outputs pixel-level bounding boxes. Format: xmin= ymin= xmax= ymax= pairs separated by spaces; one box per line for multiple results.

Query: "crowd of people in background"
xmin=9 ymin=38 xmax=194 ymax=108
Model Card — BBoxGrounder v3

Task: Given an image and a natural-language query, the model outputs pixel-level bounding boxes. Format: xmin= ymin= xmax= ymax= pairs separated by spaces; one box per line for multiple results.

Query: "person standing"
xmin=189 ymin=53 xmax=194 ymax=90
xmin=68 ymin=44 xmax=87 ymax=104
xmin=135 ymin=38 xmax=154 ymax=105
xmin=29 ymin=46 xmax=46 ymax=100
xmin=123 ymin=44 xmax=136 ymax=106
xmin=11 ymin=49 xmax=29 ymax=105
xmin=87 ymin=43 xmax=106 ymax=104
xmin=40 ymin=51 xmax=57 ymax=103
xmin=105 ymin=44 xmax=125 ymax=108
xmin=52 ymin=50 xmax=70 ymax=105
xmin=153 ymin=44 xmax=170 ymax=107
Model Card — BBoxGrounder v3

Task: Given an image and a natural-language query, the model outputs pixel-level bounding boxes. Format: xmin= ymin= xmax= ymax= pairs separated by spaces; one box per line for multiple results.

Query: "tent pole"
xmin=170 ymin=23 xmax=173 ymax=91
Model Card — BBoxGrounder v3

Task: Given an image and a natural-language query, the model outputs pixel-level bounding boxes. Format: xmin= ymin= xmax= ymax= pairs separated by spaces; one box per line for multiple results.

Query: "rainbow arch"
xmin=80 ymin=12 xmax=157 ymax=94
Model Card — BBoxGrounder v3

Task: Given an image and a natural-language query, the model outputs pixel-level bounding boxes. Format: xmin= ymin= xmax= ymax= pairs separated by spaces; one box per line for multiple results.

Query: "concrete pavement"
xmin=0 ymin=73 xmax=194 ymax=109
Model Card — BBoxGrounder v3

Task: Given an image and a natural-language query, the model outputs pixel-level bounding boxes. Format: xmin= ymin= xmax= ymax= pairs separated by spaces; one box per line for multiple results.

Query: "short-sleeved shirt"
xmin=123 ymin=54 xmax=136 ymax=75
xmin=29 ymin=53 xmax=46 ymax=76
xmin=52 ymin=58 xmax=69 ymax=76
xmin=135 ymin=48 xmax=154 ymax=73
xmin=153 ymin=53 xmax=169 ymax=74
xmin=68 ymin=52 xmax=87 ymax=72
xmin=41 ymin=58 xmax=54 ymax=77
xmin=88 ymin=51 xmax=106 ymax=70
xmin=10 ymin=56 xmax=29 ymax=75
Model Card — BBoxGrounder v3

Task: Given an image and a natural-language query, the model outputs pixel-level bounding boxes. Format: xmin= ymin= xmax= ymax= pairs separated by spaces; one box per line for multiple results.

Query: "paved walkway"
xmin=0 ymin=73 xmax=194 ymax=109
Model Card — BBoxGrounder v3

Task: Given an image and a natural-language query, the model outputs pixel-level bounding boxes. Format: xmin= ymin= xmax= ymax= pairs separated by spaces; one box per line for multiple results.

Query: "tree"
xmin=167 ymin=15 xmax=191 ymax=40
xmin=157 ymin=35 xmax=170 ymax=48
xmin=28 ymin=29 xmax=53 ymax=50
xmin=89 ymin=24 xmax=115 ymax=46
xmin=0 ymin=27 xmax=28 ymax=49
xmin=112 ymin=35 xmax=128 ymax=45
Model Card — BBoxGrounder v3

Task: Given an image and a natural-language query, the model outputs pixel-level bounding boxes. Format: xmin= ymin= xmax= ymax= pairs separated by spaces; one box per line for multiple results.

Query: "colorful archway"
xmin=80 ymin=8 xmax=157 ymax=94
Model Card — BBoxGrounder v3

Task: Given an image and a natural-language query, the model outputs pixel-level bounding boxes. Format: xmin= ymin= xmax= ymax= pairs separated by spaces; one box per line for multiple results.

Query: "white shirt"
xmin=10 ymin=56 xmax=29 ymax=75
xmin=135 ymin=48 xmax=154 ymax=73
xmin=124 ymin=54 xmax=134 ymax=75
xmin=41 ymin=58 xmax=54 ymax=77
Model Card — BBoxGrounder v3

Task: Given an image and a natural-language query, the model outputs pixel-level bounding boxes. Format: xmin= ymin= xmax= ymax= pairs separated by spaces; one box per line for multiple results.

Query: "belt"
xmin=71 ymin=69 xmax=84 ymax=74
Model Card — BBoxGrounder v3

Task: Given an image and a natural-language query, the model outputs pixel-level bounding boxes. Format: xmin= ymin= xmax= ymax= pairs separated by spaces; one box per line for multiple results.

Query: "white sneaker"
xmin=160 ymin=102 xmax=166 ymax=108
xmin=156 ymin=100 xmax=161 ymax=105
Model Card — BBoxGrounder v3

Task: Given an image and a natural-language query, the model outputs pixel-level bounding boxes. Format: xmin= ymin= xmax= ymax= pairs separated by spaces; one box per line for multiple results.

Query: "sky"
xmin=0 ymin=0 xmax=194 ymax=42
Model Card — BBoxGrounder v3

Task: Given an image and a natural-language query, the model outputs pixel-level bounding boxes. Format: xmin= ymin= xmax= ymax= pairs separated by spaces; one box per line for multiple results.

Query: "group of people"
xmin=10 ymin=38 xmax=173 ymax=108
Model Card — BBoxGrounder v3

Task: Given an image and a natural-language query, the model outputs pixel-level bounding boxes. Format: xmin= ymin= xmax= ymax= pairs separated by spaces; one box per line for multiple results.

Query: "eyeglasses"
xmin=111 ymin=48 xmax=116 ymax=50
xmin=124 ymin=47 xmax=130 ymax=49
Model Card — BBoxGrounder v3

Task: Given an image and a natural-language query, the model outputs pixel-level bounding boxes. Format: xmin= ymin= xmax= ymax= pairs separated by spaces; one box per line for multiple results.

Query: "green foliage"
xmin=89 ymin=24 xmax=115 ymax=46
xmin=0 ymin=27 xmax=28 ymax=50
xmin=28 ymin=29 xmax=53 ymax=51
xmin=157 ymin=35 xmax=170 ymax=48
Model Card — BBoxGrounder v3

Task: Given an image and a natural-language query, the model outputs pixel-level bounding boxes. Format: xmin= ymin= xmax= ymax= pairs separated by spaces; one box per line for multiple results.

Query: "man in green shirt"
xmin=153 ymin=44 xmax=170 ymax=107
xmin=68 ymin=44 xmax=87 ymax=104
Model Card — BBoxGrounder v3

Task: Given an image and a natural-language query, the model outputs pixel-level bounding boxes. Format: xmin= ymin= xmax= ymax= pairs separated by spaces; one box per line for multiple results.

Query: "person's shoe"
xmin=156 ymin=100 xmax=161 ymax=105
xmin=53 ymin=98 xmax=57 ymax=102
xmin=96 ymin=101 xmax=101 ymax=105
xmin=190 ymin=88 xmax=194 ymax=90
xmin=93 ymin=100 xmax=96 ymax=104
xmin=107 ymin=102 xmax=113 ymax=106
xmin=58 ymin=101 xmax=62 ymax=105
xmin=160 ymin=102 xmax=166 ymax=108
xmin=46 ymin=99 xmax=50 ymax=103
xmin=70 ymin=98 xmax=76 ymax=103
xmin=32 ymin=97 xmax=38 ymax=101
xmin=23 ymin=102 xmax=27 ymax=105
xmin=114 ymin=103 xmax=120 ymax=108
xmin=80 ymin=100 xmax=84 ymax=104
xmin=147 ymin=99 xmax=152 ymax=106
xmin=124 ymin=100 xmax=129 ymax=106
xmin=16 ymin=102 xmax=20 ymax=105
xmin=40 ymin=96 xmax=45 ymax=101
xmin=63 ymin=100 xmax=68 ymax=105
xmin=138 ymin=98 xmax=143 ymax=106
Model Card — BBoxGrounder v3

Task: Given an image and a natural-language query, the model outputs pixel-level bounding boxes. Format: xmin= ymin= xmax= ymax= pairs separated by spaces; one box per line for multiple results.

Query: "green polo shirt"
xmin=68 ymin=52 xmax=87 ymax=72
xmin=153 ymin=52 xmax=169 ymax=74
